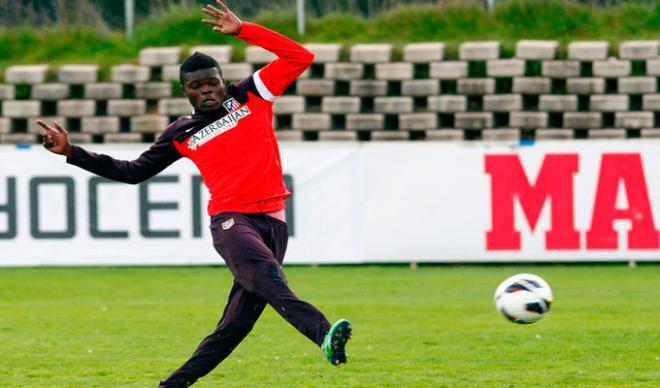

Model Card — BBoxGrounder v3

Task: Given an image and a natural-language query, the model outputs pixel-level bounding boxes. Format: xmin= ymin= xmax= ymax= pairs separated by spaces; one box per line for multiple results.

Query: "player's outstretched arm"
xmin=37 ymin=119 xmax=72 ymax=157
xmin=201 ymin=1 xmax=313 ymax=100
xmin=35 ymin=119 xmax=181 ymax=184
xmin=201 ymin=1 xmax=243 ymax=36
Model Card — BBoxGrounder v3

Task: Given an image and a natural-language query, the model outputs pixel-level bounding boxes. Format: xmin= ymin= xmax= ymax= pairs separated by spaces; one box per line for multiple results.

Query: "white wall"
xmin=1 ymin=140 xmax=659 ymax=265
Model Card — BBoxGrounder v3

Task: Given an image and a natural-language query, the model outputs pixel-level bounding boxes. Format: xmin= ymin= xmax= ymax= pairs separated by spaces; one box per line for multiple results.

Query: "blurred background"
xmin=2 ymin=0 xmax=659 ymax=28
xmin=2 ymin=0 xmax=660 ymax=70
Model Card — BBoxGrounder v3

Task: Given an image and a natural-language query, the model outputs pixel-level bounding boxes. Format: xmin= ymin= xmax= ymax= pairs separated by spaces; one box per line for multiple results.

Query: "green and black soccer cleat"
xmin=321 ymin=319 xmax=352 ymax=366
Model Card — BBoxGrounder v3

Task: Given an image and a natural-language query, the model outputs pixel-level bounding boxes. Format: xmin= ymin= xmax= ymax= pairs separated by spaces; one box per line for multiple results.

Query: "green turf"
xmin=0 ymin=264 xmax=658 ymax=387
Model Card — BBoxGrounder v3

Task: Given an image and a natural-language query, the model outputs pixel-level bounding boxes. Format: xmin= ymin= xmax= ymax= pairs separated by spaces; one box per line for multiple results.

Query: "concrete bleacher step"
xmin=81 ymin=117 xmax=120 ymax=134
xmin=32 ymin=84 xmax=70 ymax=100
xmin=0 ymin=85 xmax=15 ymax=100
xmin=459 ymin=41 xmax=500 ymax=60
xmin=158 ymin=98 xmax=192 ymax=116
xmin=324 ymin=63 xmax=364 ymax=80
xmin=641 ymin=128 xmax=660 ymax=138
xmin=273 ymin=96 xmax=306 ymax=114
xmin=296 ymin=79 xmax=335 ymax=96
xmin=535 ymin=128 xmax=574 ymax=140
xmin=590 ymin=95 xmax=629 ymax=112
xmin=542 ymin=61 xmax=581 ymax=78
xmin=457 ymin=79 xmax=495 ymax=95
xmin=0 ymin=133 xmax=36 ymax=144
xmin=482 ymin=128 xmax=520 ymax=141
xmin=139 ymin=47 xmax=182 ymax=66
xmin=513 ymin=77 xmax=551 ymax=94
xmin=136 ymin=83 xmax=172 ymax=99
xmin=189 ymin=45 xmax=232 ymax=63
xmin=107 ymin=100 xmax=146 ymax=117
xmin=509 ymin=112 xmax=548 ymax=129
xmin=539 ymin=95 xmax=578 ymax=112
xmin=350 ymin=44 xmax=392 ymax=63
xmin=593 ymin=59 xmax=631 ymax=77
xmin=2 ymin=39 xmax=660 ymax=143
xmin=425 ymin=129 xmax=463 ymax=141
xmin=399 ymin=113 xmax=437 ymax=130
xmin=375 ymin=63 xmax=414 ymax=80
xmin=487 ymin=59 xmax=525 ymax=78
xmin=515 ymin=40 xmax=558 ymax=60
xmin=430 ymin=61 xmax=468 ymax=79
xmin=455 ymin=112 xmax=493 ymax=129
xmin=85 ymin=83 xmax=123 ymax=100
xmin=483 ymin=95 xmax=522 ymax=112
xmin=275 ymin=130 xmax=303 ymax=142
xmin=5 ymin=65 xmax=49 ymax=84
xmin=346 ymin=114 xmax=384 ymax=131
xmin=619 ymin=40 xmax=659 ymax=59
xmin=318 ymin=131 xmax=358 ymax=141
xmin=401 ymin=80 xmax=439 ymax=96
xmin=321 ymin=97 xmax=361 ymax=113
xmin=103 ymin=133 xmax=143 ymax=143
xmin=564 ymin=112 xmax=602 ymax=129
xmin=111 ymin=64 xmax=150 ymax=83
xmin=374 ymin=97 xmax=414 ymax=113
xmin=131 ymin=115 xmax=169 ymax=133
xmin=0 ymin=118 xmax=10 ymax=134
xmin=428 ymin=95 xmax=466 ymax=112
xmin=588 ymin=128 xmax=627 ymax=139
xmin=615 ymin=112 xmax=654 ymax=128
xmin=568 ymin=41 xmax=609 ymax=61
xmin=58 ymin=65 xmax=98 ymax=84
xmin=292 ymin=113 xmax=331 ymax=131
xmin=57 ymin=100 xmax=96 ymax=117
xmin=2 ymin=101 xmax=41 ymax=118
xmin=404 ymin=43 xmax=444 ymax=63
xmin=349 ymin=80 xmax=387 ymax=96
xmin=618 ymin=77 xmax=657 ymax=94
xmin=371 ymin=130 xmax=409 ymax=141
xmin=304 ymin=44 xmax=342 ymax=63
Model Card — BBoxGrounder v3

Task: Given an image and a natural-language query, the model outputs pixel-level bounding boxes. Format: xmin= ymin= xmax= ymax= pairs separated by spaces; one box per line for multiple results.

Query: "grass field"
xmin=0 ymin=264 xmax=658 ymax=387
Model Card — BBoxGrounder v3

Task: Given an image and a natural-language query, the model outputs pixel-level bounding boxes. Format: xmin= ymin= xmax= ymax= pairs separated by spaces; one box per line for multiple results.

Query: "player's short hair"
xmin=179 ymin=52 xmax=222 ymax=84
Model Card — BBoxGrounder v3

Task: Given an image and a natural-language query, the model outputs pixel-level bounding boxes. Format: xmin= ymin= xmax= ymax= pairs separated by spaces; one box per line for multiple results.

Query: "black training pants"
xmin=159 ymin=212 xmax=331 ymax=387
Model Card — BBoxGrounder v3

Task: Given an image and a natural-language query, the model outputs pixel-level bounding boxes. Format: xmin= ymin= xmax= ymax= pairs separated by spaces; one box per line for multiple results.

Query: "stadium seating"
xmin=1 ymin=40 xmax=659 ymax=143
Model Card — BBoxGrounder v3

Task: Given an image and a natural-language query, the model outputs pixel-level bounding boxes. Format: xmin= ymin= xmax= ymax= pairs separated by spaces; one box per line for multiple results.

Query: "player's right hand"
xmin=36 ymin=119 xmax=72 ymax=157
xmin=201 ymin=1 xmax=243 ymax=36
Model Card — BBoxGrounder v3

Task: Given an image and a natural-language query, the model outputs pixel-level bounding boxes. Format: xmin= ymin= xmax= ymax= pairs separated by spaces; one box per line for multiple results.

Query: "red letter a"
xmin=485 ymin=154 xmax=580 ymax=250
xmin=587 ymin=153 xmax=659 ymax=250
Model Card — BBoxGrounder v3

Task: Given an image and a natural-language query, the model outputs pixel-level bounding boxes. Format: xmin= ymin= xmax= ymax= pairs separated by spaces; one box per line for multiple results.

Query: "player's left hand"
xmin=36 ymin=119 xmax=72 ymax=157
xmin=202 ymin=1 xmax=243 ymax=36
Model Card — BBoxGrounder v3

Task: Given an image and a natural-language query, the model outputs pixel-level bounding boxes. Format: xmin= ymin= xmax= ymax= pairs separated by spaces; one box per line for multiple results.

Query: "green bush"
xmin=2 ymin=0 xmax=660 ymax=73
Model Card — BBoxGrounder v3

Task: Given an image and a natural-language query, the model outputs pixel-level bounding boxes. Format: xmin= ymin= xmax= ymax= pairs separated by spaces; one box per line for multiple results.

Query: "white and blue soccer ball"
xmin=494 ymin=273 xmax=553 ymax=324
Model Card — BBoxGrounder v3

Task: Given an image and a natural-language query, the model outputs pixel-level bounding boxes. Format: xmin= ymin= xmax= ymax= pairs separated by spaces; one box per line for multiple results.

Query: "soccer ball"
xmin=494 ymin=273 xmax=553 ymax=324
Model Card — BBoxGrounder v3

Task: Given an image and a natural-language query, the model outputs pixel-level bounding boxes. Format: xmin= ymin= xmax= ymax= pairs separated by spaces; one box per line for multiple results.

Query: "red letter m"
xmin=485 ymin=154 xmax=580 ymax=250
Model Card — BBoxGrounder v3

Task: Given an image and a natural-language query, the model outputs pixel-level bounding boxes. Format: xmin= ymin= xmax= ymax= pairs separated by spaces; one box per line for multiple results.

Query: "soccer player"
xmin=36 ymin=1 xmax=351 ymax=386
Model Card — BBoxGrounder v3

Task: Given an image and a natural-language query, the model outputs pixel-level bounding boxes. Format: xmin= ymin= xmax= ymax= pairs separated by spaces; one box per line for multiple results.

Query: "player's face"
xmin=181 ymin=67 xmax=225 ymax=113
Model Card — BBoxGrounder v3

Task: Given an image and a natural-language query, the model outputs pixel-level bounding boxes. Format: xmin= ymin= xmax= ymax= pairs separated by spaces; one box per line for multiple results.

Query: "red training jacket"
xmin=66 ymin=22 xmax=314 ymax=215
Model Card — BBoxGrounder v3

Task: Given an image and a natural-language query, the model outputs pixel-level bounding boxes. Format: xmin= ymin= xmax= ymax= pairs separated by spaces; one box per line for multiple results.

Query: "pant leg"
xmin=213 ymin=213 xmax=331 ymax=346
xmin=159 ymin=280 xmax=267 ymax=387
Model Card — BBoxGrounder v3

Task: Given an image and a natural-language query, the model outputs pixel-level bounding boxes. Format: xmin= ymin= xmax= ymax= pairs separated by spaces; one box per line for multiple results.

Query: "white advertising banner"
xmin=1 ymin=140 xmax=660 ymax=265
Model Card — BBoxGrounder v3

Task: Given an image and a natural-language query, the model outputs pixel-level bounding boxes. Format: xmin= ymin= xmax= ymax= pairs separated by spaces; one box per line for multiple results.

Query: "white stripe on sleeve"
xmin=253 ymin=69 xmax=278 ymax=102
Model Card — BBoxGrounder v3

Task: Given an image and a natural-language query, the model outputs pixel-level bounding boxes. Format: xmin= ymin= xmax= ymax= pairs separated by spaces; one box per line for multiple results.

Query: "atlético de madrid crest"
xmin=221 ymin=218 xmax=235 ymax=230
xmin=223 ymin=98 xmax=240 ymax=112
